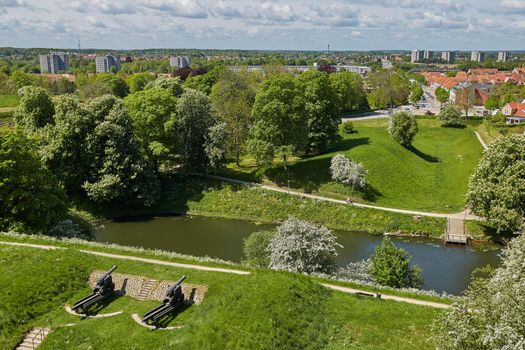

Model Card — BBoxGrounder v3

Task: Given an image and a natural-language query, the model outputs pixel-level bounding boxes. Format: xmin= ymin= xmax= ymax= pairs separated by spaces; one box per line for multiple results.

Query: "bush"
xmin=330 ymin=153 xmax=367 ymax=190
xmin=438 ymin=104 xmax=466 ymax=127
xmin=370 ymin=237 xmax=423 ymax=289
xmin=267 ymin=216 xmax=342 ymax=274
xmin=242 ymin=230 xmax=275 ymax=268
xmin=388 ymin=112 xmax=418 ymax=146
xmin=341 ymin=120 xmax=355 ymax=134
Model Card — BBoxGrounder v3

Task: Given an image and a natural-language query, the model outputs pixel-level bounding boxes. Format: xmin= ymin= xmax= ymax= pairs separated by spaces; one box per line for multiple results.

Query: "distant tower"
xmin=77 ymin=33 xmax=81 ymax=53
xmin=327 ymin=44 xmax=330 ymax=53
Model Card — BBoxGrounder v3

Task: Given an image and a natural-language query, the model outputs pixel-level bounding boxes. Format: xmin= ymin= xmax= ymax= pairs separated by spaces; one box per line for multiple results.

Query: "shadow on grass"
xmin=153 ymin=303 xmax=192 ymax=329
xmin=406 ymin=145 xmax=440 ymax=163
xmin=85 ymin=293 xmax=123 ymax=316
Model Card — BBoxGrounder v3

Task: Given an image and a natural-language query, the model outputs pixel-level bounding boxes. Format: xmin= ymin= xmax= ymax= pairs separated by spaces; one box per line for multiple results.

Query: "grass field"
xmin=0 ymin=238 xmax=443 ymax=349
xmin=218 ymin=119 xmax=483 ymax=213
xmin=0 ymin=94 xmax=19 ymax=108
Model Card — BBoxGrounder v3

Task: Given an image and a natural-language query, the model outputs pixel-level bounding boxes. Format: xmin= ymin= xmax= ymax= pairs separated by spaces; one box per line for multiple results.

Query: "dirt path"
xmin=203 ymin=174 xmax=481 ymax=221
xmin=474 ymin=131 xmax=489 ymax=150
xmin=0 ymin=240 xmax=452 ymax=309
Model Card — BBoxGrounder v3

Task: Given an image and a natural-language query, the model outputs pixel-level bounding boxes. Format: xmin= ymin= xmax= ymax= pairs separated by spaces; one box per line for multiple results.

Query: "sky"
xmin=1 ymin=0 xmax=525 ymax=50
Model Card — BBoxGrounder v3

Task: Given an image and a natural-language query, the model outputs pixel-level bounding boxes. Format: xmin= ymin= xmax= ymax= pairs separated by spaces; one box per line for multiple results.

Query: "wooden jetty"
xmin=444 ymin=218 xmax=469 ymax=245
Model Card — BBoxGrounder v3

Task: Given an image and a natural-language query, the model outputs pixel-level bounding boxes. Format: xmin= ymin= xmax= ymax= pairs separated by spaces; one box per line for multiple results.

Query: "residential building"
xmin=95 ymin=55 xmax=120 ymax=73
xmin=441 ymin=51 xmax=456 ymax=63
xmin=411 ymin=50 xmax=423 ymax=63
xmin=423 ymin=50 xmax=433 ymax=60
xmin=170 ymin=56 xmax=191 ymax=69
xmin=471 ymin=51 xmax=485 ymax=63
xmin=39 ymin=52 xmax=69 ymax=73
xmin=498 ymin=51 xmax=509 ymax=62
xmin=502 ymin=101 xmax=525 ymax=124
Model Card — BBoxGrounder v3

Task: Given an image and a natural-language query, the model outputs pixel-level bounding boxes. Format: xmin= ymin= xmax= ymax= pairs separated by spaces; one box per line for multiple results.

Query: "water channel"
xmin=96 ymin=215 xmax=501 ymax=295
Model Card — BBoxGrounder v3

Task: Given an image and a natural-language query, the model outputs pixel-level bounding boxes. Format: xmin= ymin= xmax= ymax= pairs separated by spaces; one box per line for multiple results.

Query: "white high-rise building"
xmin=423 ymin=50 xmax=433 ymax=60
xmin=441 ymin=51 xmax=456 ymax=63
xmin=471 ymin=51 xmax=485 ymax=63
xmin=95 ymin=55 xmax=121 ymax=73
xmin=411 ymin=50 xmax=423 ymax=63
xmin=39 ymin=52 xmax=69 ymax=73
xmin=170 ymin=56 xmax=191 ymax=68
xmin=498 ymin=51 xmax=509 ymax=62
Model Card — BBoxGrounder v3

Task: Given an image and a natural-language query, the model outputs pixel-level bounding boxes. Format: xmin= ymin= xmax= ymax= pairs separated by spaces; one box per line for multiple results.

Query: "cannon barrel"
xmin=166 ymin=275 xmax=186 ymax=295
xmin=96 ymin=265 xmax=117 ymax=285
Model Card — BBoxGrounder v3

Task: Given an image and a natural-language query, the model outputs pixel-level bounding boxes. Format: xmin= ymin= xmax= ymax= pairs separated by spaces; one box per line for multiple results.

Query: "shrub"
xmin=242 ymin=230 xmax=275 ymax=268
xmin=438 ymin=104 xmax=466 ymax=127
xmin=370 ymin=237 xmax=423 ymax=289
xmin=267 ymin=216 xmax=342 ymax=274
xmin=341 ymin=120 xmax=355 ymax=134
xmin=388 ymin=112 xmax=418 ymax=146
xmin=330 ymin=153 xmax=367 ymax=190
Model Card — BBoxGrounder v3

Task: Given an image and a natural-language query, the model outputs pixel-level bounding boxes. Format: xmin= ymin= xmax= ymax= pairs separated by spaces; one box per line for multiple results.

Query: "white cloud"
xmin=139 ymin=0 xmax=208 ymax=18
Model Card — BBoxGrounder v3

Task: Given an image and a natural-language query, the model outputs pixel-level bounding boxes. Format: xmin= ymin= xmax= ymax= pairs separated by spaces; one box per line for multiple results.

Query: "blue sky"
xmin=0 ymin=0 xmax=524 ymax=50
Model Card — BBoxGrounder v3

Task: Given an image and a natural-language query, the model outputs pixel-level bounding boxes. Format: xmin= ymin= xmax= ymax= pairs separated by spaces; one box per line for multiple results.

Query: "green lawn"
xmin=0 ymin=94 xmax=19 ymax=108
xmin=0 ymin=240 xmax=442 ymax=349
xmin=218 ymin=119 xmax=483 ymax=213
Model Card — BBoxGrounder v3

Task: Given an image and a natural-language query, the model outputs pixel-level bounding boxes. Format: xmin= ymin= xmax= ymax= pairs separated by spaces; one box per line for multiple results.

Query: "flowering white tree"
xmin=330 ymin=154 xmax=367 ymax=190
xmin=432 ymin=233 xmax=525 ymax=349
xmin=267 ymin=216 xmax=342 ymax=274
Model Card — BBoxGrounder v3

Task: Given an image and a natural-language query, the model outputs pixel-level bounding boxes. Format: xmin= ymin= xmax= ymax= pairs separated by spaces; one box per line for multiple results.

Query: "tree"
xmin=94 ymin=74 xmax=129 ymax=97
xmin=184 ymin=66 xmax=224 ymax=95
xmin=466 ymin=135 xmax=525 ymax=234
xmin=435 ymin=86 xmax=450 ymax=108
xmin=388 ymin=112 xmax=418 ymax=147
xmin=484 ymin=95 xmax=500 ymax=110
xmin=77 ymin=80 xmax=113 ymax=101
xmin=204 ymin=122 xmax=228 ymax=169
xmin=249 ymin=74 xmax=307 ymax=167
xmin=330 ymin=154 xmax=367 ymax=191
xmin=438 ymin=104 xmax=465 ymax=127
xmin=145 ymin=77 xmax=184 ymax=97
xmin=210 ymin=70 xmax=256 ymax=166
xmin=367 ymin=69 xmax=410 ymax=110
xmin=0 ymin=127 xmax=67 ymax=233
xmin=82 ymin=96 xmax=160 ymax=206
xmin=267 ymin=216 xmax=342 ymax=274
xmin=409 ymin=83 xmax=424 ymax=105
xmin=432 ymin=233 xmax=525 ymax=349
xmin=14 ymin=86 xmax=55 ymax=130
xmin=298 ymin=70 xmax=340 ymax=153
xmin=126 ymin=72 xmax=155 ymax=93
xmin=124 ymin=87 xmax=178 ymax=169
xmin=176 ymin=89 xmax=215 ymax=170
xmin=455 ymin=88 xmax=472 ymax=118
xmin=242 ymin=230 xmax=275 ymax=268
xmin=370 ymin=237 xmax=423 ymax=289
xmin=329 ymin=71 xmax=368 ymax=113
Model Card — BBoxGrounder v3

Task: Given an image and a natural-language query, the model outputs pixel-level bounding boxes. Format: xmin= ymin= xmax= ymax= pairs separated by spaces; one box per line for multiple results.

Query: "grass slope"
xmin=219 ymin=119 xmax=483 ymax=213
xmin=79 ymin=177 xmax=445 ymax=237
xmin=0 ymin=94 xmax=19 ymax=108
xmin=0 ymin=241 xmax=442 ymax=349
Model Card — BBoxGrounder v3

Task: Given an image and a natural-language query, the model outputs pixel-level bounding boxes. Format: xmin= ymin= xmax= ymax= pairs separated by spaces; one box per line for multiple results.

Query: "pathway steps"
xmin=137 ymin=279 xmax=157 ymax=300
xmin=16 ymin=328 xmax=51 ymax=350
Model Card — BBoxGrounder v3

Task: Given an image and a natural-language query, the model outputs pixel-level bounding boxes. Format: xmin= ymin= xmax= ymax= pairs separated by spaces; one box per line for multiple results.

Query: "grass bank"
xmin=0 ymin=235 xmax=444 ymax=349
xmin=217 ymin=119 xmax=482 ymax=213
xmin=0 ymin=94 xmax=19 ymax=108
xmin=78 ymin=177 xmax=446 ymax=238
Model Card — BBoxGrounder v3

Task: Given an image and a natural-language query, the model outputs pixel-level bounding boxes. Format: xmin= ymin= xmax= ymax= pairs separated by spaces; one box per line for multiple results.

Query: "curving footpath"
xmin=0 ymin=240 xmax=451 ymax=309
xmin=203 ymin=174 xmax=480 ymax=221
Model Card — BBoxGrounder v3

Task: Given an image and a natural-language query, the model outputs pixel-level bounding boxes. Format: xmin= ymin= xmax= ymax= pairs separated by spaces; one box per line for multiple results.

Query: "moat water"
xmin=96 ymin=215 xmax=501 ymax=294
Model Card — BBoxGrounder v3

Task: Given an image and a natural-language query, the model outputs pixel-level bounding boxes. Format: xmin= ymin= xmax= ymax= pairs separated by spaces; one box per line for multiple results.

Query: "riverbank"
xmin=0 ymin=233 xmax=446 ymax=349
xmin=77 ymin=176 xmax=447 ymax=238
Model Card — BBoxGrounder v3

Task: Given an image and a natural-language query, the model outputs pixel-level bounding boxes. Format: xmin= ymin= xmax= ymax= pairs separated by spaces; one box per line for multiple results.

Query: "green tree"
xmin=249 ymin=74 xmax=308 ymax=167
xmin=94 ymin=74 xmax=129 ymax=97
xmin=438 ymin=104 xmax=466 ymax=127
xmin=184 ymin=66 xmax=225 ymax=95
xmin=370 ymin=237 xmax=423 ymax=289
xmin=466 ymin=135 xmax=525 ymax=234
xmin=211 ymin=70 xmax=256 ymax=166
xmin=435 ymin=87 xmax=450 ymax=108
xmin=78 ymin=80 xmax=113 ymax=101
xmin=0 ymin=127 xmax=67 ymax=233
xmin=367 ymin=69 xmax=410 ymax=110
xmin=145 ymin=77 xmax=184 ymax=97
xmin=242 ymin=230 xmax=275 ymax=268
xmin=388 ymin=112 xmax=418 ymax=147
xmin=124 ymin=87 xmax=178 ymax=169
xmin=14 ymin=86 xmax=55 ymax=130
xmin=298 ymin=70 xmax=340 ymax=153
xmin=176 ymin=89 xmax=216 ymax=170
xmin=409 ymin=83 xmax=424 ymax=105
xmin=432 ymin=233 xmax=525 ymax=349
xmin=329 ymin=71 xmax=368 ymax=113
xmin=126 ymin=72 xmax=155 ymax=94
xmin=204 ymin=122 xmax=228 ymax=169
xmin=484 ymin=95 xmax=500 ymax=110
